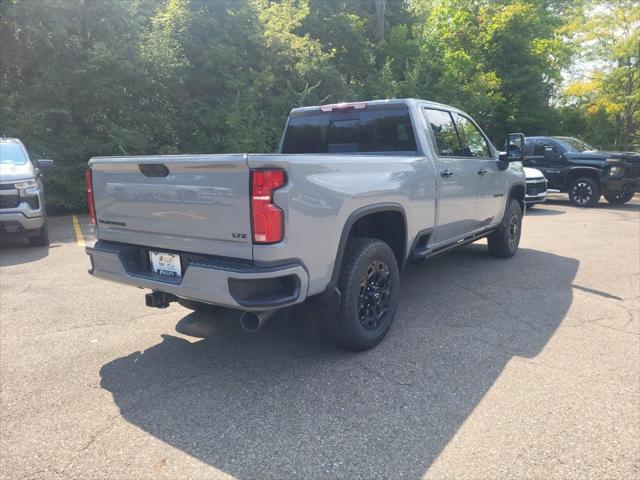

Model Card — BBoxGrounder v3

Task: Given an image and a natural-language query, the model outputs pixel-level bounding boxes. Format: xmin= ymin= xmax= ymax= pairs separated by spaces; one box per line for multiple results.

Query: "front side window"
xmin=453 ymin=114 xmax=491 ymax=158
xmin=424 ymin=108 xmax=461 ymax=156
xmin=554 ymin=137 xmax=594 ymax=153
xmin=0 ymin=142 xmax=28 ymax=165
xmin=281 ymin=106 xmax=417 ymax=154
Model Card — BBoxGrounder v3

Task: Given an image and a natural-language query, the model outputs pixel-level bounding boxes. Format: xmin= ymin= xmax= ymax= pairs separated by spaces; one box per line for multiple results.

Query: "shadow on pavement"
xmin=0 ymin=216 xmax=79 ymax=267
xmin=0 ymin=237 xmax=51 ymax=266
xmin=525 ymin=206 xmax=565 ymax=216
xmin=100 ymin=245 xmax=579 ymax=478
xmin=546 ymin=195 xmax=640 ymax=211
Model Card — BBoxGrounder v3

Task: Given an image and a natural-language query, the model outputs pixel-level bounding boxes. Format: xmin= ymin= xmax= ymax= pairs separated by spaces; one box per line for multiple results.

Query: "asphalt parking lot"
xmin=1 ymin=195 xmax=639 ymax=480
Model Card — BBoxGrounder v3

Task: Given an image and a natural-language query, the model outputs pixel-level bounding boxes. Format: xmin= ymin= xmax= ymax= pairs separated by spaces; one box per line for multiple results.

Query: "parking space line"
xmin=72 ymin=215 xmax=86 ymax=247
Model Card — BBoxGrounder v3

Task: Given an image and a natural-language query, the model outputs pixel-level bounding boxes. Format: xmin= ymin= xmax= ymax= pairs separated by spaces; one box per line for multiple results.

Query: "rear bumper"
xmin=86 ymin=241 xmax=309 ymax=310
xmin=600 ymin=177 xmax=638 ymax=194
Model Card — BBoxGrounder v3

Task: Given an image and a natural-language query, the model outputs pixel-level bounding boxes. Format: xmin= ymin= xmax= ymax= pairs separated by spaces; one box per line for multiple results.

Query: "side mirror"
xmin=498 ymin=132 xmax=525 ymax=169
xmin=506 ymin=133 xmax=525 ymax=162
xmin=36 ymin=159 xmax=54 ymax=171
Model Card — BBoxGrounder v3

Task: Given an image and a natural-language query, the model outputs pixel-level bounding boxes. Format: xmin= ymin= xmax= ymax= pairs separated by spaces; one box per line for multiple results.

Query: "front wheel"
xmin=568 ymin=177 xmax=600 ymax=207
xmin=487 ymin=198 xmax=522 ymax=258
xmin=28 ymin=223 xmax=49 ymax=247
xmin=604 ymin=192 xmax=634 ymax=204
xmin=326 ymin=238 xmax=400 ymax=351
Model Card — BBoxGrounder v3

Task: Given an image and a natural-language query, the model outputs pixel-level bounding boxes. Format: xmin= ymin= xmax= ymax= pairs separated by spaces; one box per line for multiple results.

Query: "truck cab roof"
xmin=289 ymin=98 xmax=468 ymax=116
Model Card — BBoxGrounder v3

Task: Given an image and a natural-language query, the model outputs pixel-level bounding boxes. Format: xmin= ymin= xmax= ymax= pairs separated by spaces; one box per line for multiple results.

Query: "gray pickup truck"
xmin=0 ymin=137 xmax=54 ymax=246
xmin=86 ymin=99 xmax=526 ymax=350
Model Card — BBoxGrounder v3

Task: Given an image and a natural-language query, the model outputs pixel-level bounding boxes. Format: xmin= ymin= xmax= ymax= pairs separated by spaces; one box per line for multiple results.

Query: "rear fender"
xmin=330 ymin=203 xmax=407 ymax=285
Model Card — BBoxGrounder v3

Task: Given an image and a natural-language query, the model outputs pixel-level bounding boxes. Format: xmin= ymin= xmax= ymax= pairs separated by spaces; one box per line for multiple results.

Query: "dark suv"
xmin=524 ymin=136 xmax=639 ymax=207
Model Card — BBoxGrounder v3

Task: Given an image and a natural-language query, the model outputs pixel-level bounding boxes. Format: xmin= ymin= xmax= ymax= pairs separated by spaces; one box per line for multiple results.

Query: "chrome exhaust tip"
xmin=239 ymin=310 xmax=275 ymax=332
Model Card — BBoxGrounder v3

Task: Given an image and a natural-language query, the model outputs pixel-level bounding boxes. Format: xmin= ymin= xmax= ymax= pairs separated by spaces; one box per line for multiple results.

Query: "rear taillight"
xmin=85 ymin=169 xmax=96 ymax=225
xmin=251 ymin=169 xmax=286 ymax=243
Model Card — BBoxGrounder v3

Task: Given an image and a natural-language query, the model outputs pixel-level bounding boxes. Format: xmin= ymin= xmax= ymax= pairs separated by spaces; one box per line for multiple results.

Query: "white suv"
xmin=524 ymin=167 xmax=548 ymax=207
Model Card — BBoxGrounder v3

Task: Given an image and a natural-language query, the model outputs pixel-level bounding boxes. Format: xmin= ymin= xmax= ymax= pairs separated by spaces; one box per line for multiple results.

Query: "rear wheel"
xmin=487 ymin=198 xmax=522 ymax=258
xmin=604 ymin=192 xmax=634 ymax=204
xmin=568 ymin=177 xmax=600 ymax=207
xmin=28 ymin=223 xmax=49 ymax=247
xmin=326 ymin=238 xmax=400 ymax=351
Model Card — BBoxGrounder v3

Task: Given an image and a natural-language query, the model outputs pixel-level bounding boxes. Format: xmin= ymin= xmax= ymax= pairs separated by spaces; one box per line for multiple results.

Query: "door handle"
xmin=440 ymin=170 xmax=453 ymax=178
xmin=477 ymin=169 xmax=487 ymax=175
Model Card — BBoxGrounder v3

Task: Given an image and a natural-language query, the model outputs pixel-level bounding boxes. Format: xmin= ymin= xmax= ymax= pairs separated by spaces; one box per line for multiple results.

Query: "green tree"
xmin=406 ymin=0 xmax=568 ymax=143
xmin=1 ymin=0 xmax=159 ymax=210
xmin=562 ymin=0 xmax=640 ymax=148
xmin=0 ymin=0 xmax=628 ymax=213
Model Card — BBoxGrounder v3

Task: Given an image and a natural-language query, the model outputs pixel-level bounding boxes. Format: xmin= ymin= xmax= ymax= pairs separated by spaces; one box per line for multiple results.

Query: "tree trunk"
xmin=373 ymin=0 xmax=385 ymax=43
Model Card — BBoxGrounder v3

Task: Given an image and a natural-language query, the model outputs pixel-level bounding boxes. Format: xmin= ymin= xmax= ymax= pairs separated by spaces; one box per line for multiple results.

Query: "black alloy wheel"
xmin=507 ymin=209 xmax=520 ymax=250
xmin=358 ymin=259 xmax=393 ymax=331
xmin=326 ymin=237 xmax=400 ymax=350
xmin=487 ymin=198 xmax=522 ymax=258
xmin=604 ymin=192 xmax=634 ymax=204
xmin=568 ymin=177 xmax=600 ymax=207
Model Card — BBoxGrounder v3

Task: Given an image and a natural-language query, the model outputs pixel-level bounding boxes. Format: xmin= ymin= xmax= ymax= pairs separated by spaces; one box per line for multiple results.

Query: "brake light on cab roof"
xmin=319 ymin=102 xmax=367 ymax=112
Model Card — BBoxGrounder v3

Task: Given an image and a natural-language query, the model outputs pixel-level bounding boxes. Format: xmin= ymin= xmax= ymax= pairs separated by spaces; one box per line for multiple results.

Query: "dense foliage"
xmin=1 ymin=0 xmax=638 ymax=211
xmin=560 ymin=0 xmax=639 ymax=150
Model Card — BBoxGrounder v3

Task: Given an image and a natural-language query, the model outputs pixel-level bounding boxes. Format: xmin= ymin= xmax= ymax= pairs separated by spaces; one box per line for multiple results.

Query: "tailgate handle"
xmin=139 ymin=164 xmax=169 ymax=177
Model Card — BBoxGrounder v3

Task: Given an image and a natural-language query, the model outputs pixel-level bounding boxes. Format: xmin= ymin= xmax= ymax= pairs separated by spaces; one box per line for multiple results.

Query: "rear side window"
xmin=533 ymin=141 xmax=557 ymax=156
xmin=281 ymin=106 xmax=417 ymax=154
xmin=424 ymin=108 xmax=461 ymax=156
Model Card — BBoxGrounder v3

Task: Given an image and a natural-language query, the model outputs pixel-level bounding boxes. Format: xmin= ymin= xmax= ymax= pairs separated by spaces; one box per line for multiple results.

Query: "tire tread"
xmin=487 ymin=199 xmax=522 ymax=258
xmin=604 ymin=192 xmax=634 ymax=204
xmin=327 ymin=237 xmax=399 ymax=350
xmin=28 ymin=224 xmax=49 ymax=247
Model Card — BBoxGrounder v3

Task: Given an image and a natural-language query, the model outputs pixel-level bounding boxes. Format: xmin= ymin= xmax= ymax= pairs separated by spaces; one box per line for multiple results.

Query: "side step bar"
xmin=411 ymin=229 xmax=495 ymax=261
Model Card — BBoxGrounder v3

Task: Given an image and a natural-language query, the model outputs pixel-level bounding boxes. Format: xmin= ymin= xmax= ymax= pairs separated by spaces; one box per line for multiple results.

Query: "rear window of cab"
xmin=281 ymin=106 xmax=417 ymax=154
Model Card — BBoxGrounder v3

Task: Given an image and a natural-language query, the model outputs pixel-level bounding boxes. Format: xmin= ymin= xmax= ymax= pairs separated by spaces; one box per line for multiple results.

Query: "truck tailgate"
xmin=89 ymin=154 xmax=252 ymax=259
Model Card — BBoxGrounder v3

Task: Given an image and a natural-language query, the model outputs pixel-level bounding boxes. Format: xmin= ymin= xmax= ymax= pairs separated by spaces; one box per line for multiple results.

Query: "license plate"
xmin=149 ymin=251 xmax=182 ymax=277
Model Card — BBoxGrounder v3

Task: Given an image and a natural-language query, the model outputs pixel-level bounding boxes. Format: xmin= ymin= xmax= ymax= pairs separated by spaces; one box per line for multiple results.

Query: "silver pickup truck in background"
xmin=86 ymin=99 xmax=527 ymax=350
xmin=0 ymin=137 xmax=54 ymax=246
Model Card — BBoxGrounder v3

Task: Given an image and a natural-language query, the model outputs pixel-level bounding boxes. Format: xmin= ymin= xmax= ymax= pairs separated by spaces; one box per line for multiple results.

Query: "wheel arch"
xmin=509 ymin=183 xmax=526 ymax=213
xmin=564 ymin=167 xmax=601 ymax=189
xmin=330 ymin=203 xmax=408 ymax=286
